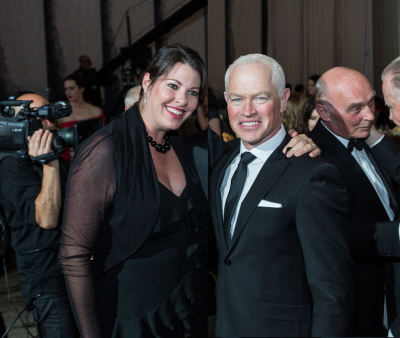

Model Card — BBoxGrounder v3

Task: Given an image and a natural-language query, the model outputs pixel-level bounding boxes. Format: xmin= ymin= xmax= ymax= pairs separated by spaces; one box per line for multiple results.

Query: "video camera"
xmin=0 ymin=100 xmax=103 ymax=162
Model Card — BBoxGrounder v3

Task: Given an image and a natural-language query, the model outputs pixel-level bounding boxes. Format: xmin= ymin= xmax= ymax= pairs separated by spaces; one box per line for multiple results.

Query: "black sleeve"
xmin=0 ymin=157 xmax=41 ymax=226
xmin=370 ymin=136 xmax=400 ymax=184
xmin=296 ymin=163 xmax=356 ymax=336
xmin=349 ymin=219 xmax=400 ymax=258
xmin=207 ymin=108 xmax=220 ymax=121
xmin=59 ymin=131 xmax=117 ymax=338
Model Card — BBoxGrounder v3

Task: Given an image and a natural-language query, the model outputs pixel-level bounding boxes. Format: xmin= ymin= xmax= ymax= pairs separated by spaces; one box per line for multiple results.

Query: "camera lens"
xmin=56 ymin=127 xmax=74 ymax=147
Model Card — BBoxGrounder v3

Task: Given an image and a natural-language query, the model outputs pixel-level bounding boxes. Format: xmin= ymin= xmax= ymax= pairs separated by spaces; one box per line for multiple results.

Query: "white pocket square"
xmin=258 ymin=200 xmax=282 ymax=208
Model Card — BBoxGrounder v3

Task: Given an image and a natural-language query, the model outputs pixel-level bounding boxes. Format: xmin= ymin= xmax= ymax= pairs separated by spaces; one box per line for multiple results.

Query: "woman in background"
xmin=297 ymin=97 xmax=319 ymax=134
xmin=58 ymin=74 xmax=104 ymax=162
xmin=281 ymin=92 xmax=306 ymax=131
xmin=306 ymin=74 xmax=320 ymax=98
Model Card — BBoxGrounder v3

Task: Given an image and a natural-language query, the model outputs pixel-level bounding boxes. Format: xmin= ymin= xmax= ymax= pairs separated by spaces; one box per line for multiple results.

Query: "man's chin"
xmin=356 ymin=128 xmax=372 ymax=139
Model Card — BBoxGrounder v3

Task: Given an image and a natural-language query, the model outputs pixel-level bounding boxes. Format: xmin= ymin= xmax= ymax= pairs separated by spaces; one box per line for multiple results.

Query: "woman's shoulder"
xmin=85 ymin=103 xmax=103 ymax=118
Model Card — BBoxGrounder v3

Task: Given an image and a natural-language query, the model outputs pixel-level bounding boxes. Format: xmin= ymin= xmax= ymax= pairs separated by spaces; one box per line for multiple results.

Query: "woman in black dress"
xmin=59 ymin=45 xmax=208 ymax=337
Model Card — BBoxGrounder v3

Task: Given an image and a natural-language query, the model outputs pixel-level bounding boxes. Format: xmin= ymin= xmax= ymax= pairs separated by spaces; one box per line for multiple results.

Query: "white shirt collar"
xmin=321 ymin=121 xmax=350 ymax=148
xmin=239 ymin=124 xmax=286 ymax=162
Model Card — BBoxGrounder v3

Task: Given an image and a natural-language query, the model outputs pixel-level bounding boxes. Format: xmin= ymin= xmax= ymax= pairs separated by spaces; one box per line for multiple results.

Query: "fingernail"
xmin=295 ymin=152 xmax=300 ymax=156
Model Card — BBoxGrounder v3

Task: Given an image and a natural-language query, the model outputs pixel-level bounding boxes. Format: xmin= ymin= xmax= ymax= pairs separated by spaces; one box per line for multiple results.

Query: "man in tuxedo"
xmin=363 ymin=57 xmax=400 ymax=336
xmin=211 ymin=54 xmax=356 ymax=337
xmin=308 ymin=67 xmax=400 ymax=336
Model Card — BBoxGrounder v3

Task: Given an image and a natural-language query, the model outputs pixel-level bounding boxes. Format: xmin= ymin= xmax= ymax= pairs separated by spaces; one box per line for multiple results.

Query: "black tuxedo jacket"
xmin=211 ymin=133 xmax=356 ymax=337
xmin=308 ymin=120 xmax=400 ymax=336
xmin=370 ymin=136 xmax=400 ymax=336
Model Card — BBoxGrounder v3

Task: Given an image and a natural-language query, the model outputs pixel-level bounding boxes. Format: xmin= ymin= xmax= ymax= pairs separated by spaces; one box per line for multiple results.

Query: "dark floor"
xmin=0 ymin=257 xmax=37 ymax=338
xmin=208 ymin=314 xmax=216 ymax=337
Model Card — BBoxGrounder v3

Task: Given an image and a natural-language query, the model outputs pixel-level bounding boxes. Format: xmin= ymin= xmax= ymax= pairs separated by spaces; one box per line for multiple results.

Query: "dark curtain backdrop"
xmin=267 ymin=0 xmax=374 ymax=90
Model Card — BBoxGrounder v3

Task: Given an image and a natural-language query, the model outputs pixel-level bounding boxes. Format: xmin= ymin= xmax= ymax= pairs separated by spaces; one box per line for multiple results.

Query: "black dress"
xmin=59 ymin=106 xmax=207 ymax=337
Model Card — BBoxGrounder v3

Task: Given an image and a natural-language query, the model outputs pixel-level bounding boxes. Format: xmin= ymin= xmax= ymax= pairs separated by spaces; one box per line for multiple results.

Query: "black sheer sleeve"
xmin=59 ymin=129 xmax=117 ymax=338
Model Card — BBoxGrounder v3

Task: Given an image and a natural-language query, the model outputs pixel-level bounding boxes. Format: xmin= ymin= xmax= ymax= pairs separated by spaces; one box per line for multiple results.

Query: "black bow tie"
xmin=347 ymin=138 xmax=366 ymax=152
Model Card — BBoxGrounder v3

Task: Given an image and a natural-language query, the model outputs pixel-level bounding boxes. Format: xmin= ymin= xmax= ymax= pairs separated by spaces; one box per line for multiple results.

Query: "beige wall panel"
xmin=229 ymin=0 xmax=262 ymax=61
xmin=54 ymin=0 xmax=102 ymax=77
xmin=163 ymin=9 xmax=206 ymax=63
xmin=0 ymin=0 xmax=47 ymax=96
xmin=302 ymin=0 xmax=335 ymax=83
xmin=208 ymin=0 xmax=226 ymax=97
xmin=108 ymin=0 xmax=154 ymax=59
xmin=335 ymin=0 xmax=370 ymax=75
xmin=268 ymin=0 xmax=336 ymax=88
xmin=161 ymin=0 xmax=191 ymax=18
xmin=268 ymin=0 xmax=303 ymax=87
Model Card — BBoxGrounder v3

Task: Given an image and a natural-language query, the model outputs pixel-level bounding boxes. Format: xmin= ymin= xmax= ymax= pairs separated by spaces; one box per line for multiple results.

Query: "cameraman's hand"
xmin=28 ymin=129 xmax=57 ymax=165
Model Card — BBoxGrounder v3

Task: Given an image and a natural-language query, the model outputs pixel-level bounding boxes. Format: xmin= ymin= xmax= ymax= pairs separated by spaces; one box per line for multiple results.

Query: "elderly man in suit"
xmin=210 ymin=54 xmax=356 ymax=337
xmin=362 ymin=57 xmax=400 ymax=337
xmin=308 ymin=67 xmax=400 ymax=337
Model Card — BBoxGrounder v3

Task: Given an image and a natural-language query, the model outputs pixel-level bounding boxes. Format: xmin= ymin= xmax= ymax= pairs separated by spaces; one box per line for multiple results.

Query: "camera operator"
xmin=0 ymin=92 xmax=78 ymax=337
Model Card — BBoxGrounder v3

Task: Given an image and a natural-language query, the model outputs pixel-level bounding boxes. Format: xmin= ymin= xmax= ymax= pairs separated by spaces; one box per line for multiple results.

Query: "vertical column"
xmin=262 ymin=1 xmax=268 ymax=55
xmin=154 ymin=0 xmax=163 ymax=50
xmin=208 ymin=0 xmax=226 ymax=100
xmin=43 ymin=0 xmax=65 ymax=101
xmin=100 ymin=0 xmax=114 ymax=118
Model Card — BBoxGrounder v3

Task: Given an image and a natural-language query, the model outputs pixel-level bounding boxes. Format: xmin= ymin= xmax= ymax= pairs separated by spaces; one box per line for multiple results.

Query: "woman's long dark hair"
xmin=63 ymin=73 xmax=85 ymax=88
xmin=139 ymin=44 xmax=207 ymax=106
xmin=297 ymin=96 xmax=317 ymax=134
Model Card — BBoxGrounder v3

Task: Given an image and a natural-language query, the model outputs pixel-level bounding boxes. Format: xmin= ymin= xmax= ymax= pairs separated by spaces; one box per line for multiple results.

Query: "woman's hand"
xmin=282 ymin=129 xmax=321 ymax=158
xmin=69 ymin=147 xmax=75 ymax=159
xmin=365 ymin=125 xmax=383 ymax=146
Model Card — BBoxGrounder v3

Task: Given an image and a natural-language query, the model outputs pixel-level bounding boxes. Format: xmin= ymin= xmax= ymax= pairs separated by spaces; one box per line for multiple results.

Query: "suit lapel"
xmin=310 ymin=120 xmax=390 ymax=219
xmin=364 ymin=147 xmax=399 ymax=217
xmin=212 ymin=146 xmax=240 ymax=253
xmin=227 ymin=135 xmax=291 ymax=256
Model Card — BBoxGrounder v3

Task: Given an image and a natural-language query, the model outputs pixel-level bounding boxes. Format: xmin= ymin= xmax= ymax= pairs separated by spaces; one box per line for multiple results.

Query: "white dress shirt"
xmin=220 ymin=124 xmax=286 ymax=238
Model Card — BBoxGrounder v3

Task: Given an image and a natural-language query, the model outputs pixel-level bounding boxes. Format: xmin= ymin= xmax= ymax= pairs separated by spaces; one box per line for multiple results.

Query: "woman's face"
xmin=64 ymin=79 xmax=84 ymax=102
xmin=143 ymin=62 xmax=201 ymax=131
xmin=307 ymin=79 xmax=316 ymax=96
xmin=308 ymin=109 xmax=320 ymax=131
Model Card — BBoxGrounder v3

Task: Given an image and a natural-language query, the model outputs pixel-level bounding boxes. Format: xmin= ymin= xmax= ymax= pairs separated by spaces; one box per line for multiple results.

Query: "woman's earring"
xmin=143 ymin=91 xmax=147 ymax=104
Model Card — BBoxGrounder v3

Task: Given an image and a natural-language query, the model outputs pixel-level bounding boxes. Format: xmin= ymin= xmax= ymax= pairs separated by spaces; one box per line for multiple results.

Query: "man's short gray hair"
xmin=382 ymin=56 xmax=400 ymax=94
xmin=224 ymin=54 xmax=286 ymax=97
xmin=124 ymin=85 xmax=141 ymax=107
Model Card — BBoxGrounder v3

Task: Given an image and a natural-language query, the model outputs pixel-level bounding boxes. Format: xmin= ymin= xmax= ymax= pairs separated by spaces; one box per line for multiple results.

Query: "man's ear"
xmin=142 ymin=73 xmax=151 ymax=92
xmin=224 ymin=91 xmax=228 ymax=104
xmin=316 ymin=103 xmax=330 ymax=122
xmin=280 ymin=88 xmax=291 ymax=113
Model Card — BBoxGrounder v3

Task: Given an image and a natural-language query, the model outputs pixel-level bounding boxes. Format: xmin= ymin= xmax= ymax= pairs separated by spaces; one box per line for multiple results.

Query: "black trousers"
xmin=32 ymin=292 xmax=79 ymax=338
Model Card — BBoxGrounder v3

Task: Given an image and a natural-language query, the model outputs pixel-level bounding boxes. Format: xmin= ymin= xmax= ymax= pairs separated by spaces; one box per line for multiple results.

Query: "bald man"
xmin=308 ymin=67 xmax=400 ymax=336
xmin=0 ymin=93 xmax=78 ymax=336
xmin=124 ymin=85 xmax=141 ymax=111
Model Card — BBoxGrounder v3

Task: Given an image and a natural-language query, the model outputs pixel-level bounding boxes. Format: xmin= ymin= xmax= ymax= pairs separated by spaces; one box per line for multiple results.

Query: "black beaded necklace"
xmin=147 ymin=133 xmax=171 ymax=154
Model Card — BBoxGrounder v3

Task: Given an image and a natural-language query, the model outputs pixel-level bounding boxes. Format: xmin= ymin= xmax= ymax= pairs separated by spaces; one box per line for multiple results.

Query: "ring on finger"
xmin=311 ymin=143 xmax=316 ymax=150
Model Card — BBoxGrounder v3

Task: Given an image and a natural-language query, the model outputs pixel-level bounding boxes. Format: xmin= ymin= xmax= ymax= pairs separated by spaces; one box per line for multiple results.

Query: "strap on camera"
xmin=30 ymin=153 xmax=59 ymax=164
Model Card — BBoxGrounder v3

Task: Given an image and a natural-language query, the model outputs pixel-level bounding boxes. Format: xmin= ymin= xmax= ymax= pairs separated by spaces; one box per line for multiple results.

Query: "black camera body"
xmin=0 ymin=100 xmax=103 ymax=161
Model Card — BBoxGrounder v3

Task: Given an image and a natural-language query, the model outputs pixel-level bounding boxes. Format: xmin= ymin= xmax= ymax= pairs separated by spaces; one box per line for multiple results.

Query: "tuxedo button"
xmin=224 ymin=258 xmax=231 ymax=266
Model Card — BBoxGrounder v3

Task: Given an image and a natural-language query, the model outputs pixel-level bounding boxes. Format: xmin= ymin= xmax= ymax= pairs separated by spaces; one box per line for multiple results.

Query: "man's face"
xmin=382 ymin=76 xmax=400 ymax=126
xmin=321 ymin=73 xmax=375 ymax=139
xmin=79 ymin=57 xmax=91 ymax=70
xmin=225 ymin=63 xmax=289 ymax=150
